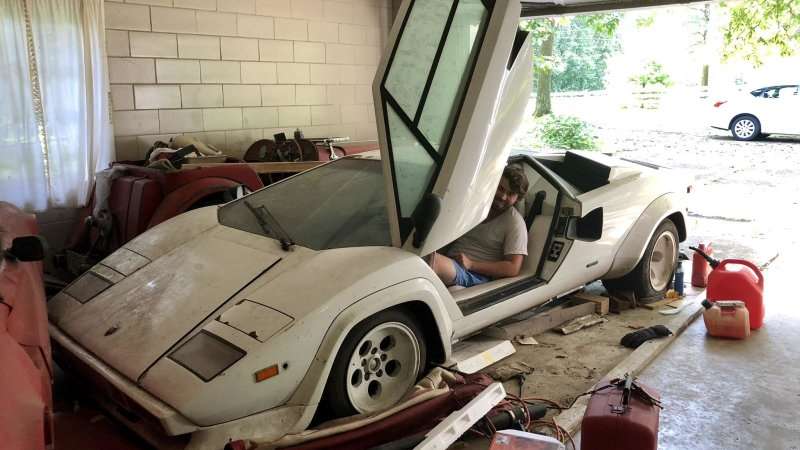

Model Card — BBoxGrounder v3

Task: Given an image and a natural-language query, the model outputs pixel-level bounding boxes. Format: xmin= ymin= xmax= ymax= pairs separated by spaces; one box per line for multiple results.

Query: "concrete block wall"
xmin=107 ymin=0 xmax=392 ymax=161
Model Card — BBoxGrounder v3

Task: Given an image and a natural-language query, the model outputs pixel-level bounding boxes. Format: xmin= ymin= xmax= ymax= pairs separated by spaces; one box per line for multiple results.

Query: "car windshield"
xmin=218 ymin=158 xmax=391 ymax=250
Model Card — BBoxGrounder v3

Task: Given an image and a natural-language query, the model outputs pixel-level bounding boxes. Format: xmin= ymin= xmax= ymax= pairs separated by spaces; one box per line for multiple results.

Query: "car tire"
xmin=325 ymin=309 xmax=427 ymax=417
xmin=731 ymin=115 xmax=761 ymax=141
xmin=603 ymin=219 xmax=679 ymax=301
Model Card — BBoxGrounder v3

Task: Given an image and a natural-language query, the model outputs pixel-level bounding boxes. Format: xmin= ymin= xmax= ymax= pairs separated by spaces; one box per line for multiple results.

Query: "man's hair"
xmin=503 ymin=165 xmax=529 ymax=196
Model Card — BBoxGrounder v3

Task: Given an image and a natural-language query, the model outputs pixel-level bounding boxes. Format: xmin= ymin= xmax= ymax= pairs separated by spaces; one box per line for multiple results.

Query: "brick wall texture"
xmin=107 ymin=0 xmax=391 ymax=160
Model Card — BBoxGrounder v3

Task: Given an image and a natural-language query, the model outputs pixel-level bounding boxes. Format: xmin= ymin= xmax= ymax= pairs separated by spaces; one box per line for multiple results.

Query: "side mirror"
xmin=568 ymin=207 xmax=603 ymax=242
xmin=411 ymin=193 xmax=441 ymax=248
xmin=4 ymin=235 xmax=47 ymax=262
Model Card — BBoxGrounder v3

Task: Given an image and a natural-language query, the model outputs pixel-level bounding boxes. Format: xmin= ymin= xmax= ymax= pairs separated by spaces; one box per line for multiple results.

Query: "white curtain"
xmin=0 ymin=0 xmax=113 ymax=211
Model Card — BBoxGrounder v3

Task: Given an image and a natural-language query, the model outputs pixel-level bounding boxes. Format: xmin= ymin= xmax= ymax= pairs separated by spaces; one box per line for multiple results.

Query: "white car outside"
xmin=48 ymin=1 xmax=690 ymax=449
xmin=710 ymin=84 xmax=800 ymax=140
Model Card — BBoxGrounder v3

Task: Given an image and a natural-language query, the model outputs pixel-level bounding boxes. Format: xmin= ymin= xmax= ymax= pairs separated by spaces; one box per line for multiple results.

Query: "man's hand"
xmin=454 ymin=253 xmax=473 ymax=270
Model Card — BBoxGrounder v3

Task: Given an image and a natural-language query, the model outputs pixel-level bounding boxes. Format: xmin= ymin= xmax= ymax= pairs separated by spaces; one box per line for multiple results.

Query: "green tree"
xmin=552 ymin=15 xmax=621 ymax=92
xmin=722 ymin=0 xmax=800 ymax=65
xmin=687 ymin=2 xmax=713 ymax=86
xmin=523 ymin=18 xmax=558 ymax=118
xmin=523 ymin=14 xmax=620 ymax=118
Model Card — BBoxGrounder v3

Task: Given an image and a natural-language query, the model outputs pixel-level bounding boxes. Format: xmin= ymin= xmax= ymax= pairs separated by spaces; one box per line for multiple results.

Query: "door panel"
xmin=375 ymin=0 xmax=531 ymax=254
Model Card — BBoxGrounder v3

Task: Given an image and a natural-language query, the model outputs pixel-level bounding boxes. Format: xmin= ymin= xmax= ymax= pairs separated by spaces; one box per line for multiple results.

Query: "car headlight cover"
xmin=169 ymin=331 xmax=245 ymax=382
xmin=64 ymin=271 xmax=112 ymax=303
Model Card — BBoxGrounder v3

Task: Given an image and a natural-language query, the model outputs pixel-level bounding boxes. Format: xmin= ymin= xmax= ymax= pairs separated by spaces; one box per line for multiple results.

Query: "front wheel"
xmin=325 ymin=309 xmax=426 ymax=417
xmin=603 ymin=219 xmax=679 ymax=300
xmin=731 ymin=115 xmax=761 ymax=141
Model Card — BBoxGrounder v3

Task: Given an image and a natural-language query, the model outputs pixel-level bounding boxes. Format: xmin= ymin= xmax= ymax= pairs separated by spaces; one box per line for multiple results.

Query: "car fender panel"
xmin=603 ymin=194 xmax=686 ymax=280
xmin=286 ymin=277 xmax=453 ymax=409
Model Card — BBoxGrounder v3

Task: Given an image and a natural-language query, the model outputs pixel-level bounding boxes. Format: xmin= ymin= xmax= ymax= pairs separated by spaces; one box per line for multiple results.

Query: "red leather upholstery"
xmin=63 ymin=163 xmax=263 ymax=268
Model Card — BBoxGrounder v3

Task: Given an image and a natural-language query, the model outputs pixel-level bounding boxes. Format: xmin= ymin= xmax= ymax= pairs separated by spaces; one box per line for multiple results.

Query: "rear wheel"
xmin=731 ymin=115 xmax=760 ymax=141
xmin=603 ymin=219 xmax=679 ymax=300
xmin=325 ymin=309 xmax=426 ymax=417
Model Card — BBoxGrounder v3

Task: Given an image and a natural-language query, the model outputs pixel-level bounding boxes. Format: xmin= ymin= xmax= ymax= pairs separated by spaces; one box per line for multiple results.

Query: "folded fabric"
xmin=620 ymin=325 xmax=673 ymax=349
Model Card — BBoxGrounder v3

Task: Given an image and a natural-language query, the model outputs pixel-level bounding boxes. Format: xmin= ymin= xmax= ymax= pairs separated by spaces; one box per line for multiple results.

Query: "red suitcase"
xmin=580 ymin=375 xmax=661 ymax=450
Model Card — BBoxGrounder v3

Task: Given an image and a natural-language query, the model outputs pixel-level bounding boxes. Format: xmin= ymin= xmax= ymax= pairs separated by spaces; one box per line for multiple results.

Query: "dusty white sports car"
xmin=49 ymin=0 xmax=689 ymax=449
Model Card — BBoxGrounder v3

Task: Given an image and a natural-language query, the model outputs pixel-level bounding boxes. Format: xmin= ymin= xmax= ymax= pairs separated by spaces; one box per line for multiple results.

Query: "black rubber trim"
xmin=534 ymin=193 xmax=564 ymax=279
xmin=458 ymin=276 xmax=545 ymax=316
xmin=414 ymin=0 xmax=460 ymax=126
xmin=507 ymin=28 xmax=529 ymax=70
xmin=385 ymin=91 xmax=441 ymax=164
xmin=525 ymin=190 xmax=546 ymax=229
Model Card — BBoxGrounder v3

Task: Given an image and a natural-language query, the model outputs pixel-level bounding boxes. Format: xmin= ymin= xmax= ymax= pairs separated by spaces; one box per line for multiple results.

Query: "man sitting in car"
xmin=429 ymin=165 xmax=529 ymax=287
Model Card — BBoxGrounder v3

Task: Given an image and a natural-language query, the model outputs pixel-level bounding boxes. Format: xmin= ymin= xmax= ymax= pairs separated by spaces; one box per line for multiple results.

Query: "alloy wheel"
xmin=649 ymin=230 xmax=677 ymax=292
xmin=734 ymin=119 xmax=756 ymax=139
xmin=345 ymin=321 xmax=421 ymax=414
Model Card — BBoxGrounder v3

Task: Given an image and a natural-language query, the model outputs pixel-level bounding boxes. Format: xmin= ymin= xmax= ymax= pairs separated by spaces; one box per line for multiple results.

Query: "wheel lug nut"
xmin=380 ymin=354 xmax=387 ymax=361
xmin=377 ymin=369 xmax=383 ymax=377
xmin=371 ymin=348 xmax=378 ymax=354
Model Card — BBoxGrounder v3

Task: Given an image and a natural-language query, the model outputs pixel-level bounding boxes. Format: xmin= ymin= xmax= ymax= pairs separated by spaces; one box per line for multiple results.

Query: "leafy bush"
xmin=629 ymin=61 xmax=672 ymax=89
xmin=537 ymin=115 xmax=598 ymax=150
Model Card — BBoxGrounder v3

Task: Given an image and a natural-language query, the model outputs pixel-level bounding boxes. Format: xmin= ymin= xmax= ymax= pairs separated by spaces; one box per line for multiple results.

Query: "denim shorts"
xmin=452 ymin=260 xmax=490 ymax=287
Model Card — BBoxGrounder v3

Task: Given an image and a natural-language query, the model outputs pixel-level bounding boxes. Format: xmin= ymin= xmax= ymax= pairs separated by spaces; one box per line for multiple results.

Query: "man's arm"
xmin=454 ymin=253 xmax=524 ymax=278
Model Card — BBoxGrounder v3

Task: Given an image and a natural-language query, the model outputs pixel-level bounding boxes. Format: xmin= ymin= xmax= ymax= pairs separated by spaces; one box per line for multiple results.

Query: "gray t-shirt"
xmin=446 ymin=207 xmax=528 ymax=263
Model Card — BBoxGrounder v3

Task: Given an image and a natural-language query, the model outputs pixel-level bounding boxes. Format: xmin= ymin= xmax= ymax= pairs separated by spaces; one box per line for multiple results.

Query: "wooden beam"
xmin=569 ymin=291 xmax=610 ymax=315
xmin=182 ymin=161 xmax=324 ymax=174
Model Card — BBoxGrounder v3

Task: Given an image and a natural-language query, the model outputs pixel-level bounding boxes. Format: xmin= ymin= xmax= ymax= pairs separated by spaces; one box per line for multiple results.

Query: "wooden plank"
xmin=491 ymin=300 xmax=597 ymax=340
xmin=448 ymin=338 xmax=516 ymax=374
xmin=182 ymin=161 xmax=324 ymax=174
xmin=641 ymin=296 xmax=684 ymax=310
xmin=569 ymin=292 xmax=609 ymax=315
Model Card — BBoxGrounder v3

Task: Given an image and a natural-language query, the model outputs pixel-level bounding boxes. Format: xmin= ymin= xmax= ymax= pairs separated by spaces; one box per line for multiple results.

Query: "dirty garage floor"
xmin=614 ymin=131 xmax=800 ymax=450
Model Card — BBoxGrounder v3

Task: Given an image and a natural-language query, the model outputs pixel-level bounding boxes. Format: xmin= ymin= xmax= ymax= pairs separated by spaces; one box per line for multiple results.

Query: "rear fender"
xmin=147 ymin=178 xmax=241 ymax=228
xmin=285 ymin=278 xmax=451 ymax=414
xmin=603 ymin=194 xmax=686 ymax=279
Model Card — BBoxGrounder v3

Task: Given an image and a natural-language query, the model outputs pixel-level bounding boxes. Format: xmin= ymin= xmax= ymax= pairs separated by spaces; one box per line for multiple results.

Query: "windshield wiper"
xmin=244 ymin=200 xmax=295 ymax=251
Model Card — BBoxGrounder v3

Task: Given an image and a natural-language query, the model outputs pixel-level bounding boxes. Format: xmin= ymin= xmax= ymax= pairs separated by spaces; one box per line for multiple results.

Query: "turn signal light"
xmin=713 ymin=101 xmax=727 ymax=108
xmin=254 ymin=365 xmax=279 ymax=383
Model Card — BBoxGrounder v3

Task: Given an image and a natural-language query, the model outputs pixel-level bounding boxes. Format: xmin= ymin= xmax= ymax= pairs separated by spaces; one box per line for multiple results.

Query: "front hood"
xmin=51 ymin=225 xmax=284 ymax=381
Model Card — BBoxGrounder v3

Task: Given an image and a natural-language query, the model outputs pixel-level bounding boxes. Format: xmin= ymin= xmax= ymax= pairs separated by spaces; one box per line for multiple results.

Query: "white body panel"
xmin=710 ymin=85 xmax=800 ymax=135
xmin=416 ymin=5 xmax=532 ymax=255
xmin=375 ymin=0 xmax=533 ymax=255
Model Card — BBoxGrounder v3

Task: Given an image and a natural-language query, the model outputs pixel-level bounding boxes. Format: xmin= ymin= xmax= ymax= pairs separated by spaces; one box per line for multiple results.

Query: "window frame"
xmin=379 ymin=0 xmax=494 ymax=242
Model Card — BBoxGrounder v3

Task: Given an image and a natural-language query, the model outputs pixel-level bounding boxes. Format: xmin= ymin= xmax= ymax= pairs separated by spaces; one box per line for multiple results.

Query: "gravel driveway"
xmin=517 ymin=124 xmax=800 ymax=266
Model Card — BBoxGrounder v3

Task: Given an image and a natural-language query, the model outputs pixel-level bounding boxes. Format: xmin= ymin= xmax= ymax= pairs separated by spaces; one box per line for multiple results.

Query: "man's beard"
xmin=491 ymin=199 xmax=511 ymax=214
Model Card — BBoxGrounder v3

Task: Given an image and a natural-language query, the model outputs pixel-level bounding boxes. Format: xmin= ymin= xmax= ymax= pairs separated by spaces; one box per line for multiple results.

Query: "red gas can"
xmin=691 ymin=243 xmax=713 ymax=287
xmin=707 ymin=259 xmax=764 ymax=329
xmin=581 ymin=376 xmax=661 ymax=450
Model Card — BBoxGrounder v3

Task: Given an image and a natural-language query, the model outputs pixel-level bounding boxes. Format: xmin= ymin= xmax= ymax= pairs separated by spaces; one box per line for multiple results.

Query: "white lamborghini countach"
xmin=48 ymin=1 xmax=689 ymax=448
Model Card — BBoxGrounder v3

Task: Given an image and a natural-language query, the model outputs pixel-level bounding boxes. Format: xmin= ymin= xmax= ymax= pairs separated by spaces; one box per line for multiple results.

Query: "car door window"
xmin=381 ymin=0 xmax=491 ymax=238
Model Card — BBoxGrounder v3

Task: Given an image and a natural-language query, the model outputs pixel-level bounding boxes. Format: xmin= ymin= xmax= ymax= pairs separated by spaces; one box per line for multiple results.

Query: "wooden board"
xmin=487 ymin=299 xmax=597 ymax=340
xmin=641 ymin=296 xmax=684 ymax=310
xmin=182 ymin=161 xmax=324 ymax=174
xmin=568 ymin=292 xmax=610 ymax=315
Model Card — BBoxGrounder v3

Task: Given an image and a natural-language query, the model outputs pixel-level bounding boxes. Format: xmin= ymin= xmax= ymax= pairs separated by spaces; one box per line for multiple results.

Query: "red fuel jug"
xmin=691 ymin=243 xmax=713 ymax=287
xmin=581 ymin=375 xmax=661 ymax=450
xmin=707 ymin=259 xmax=764 ymax=329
